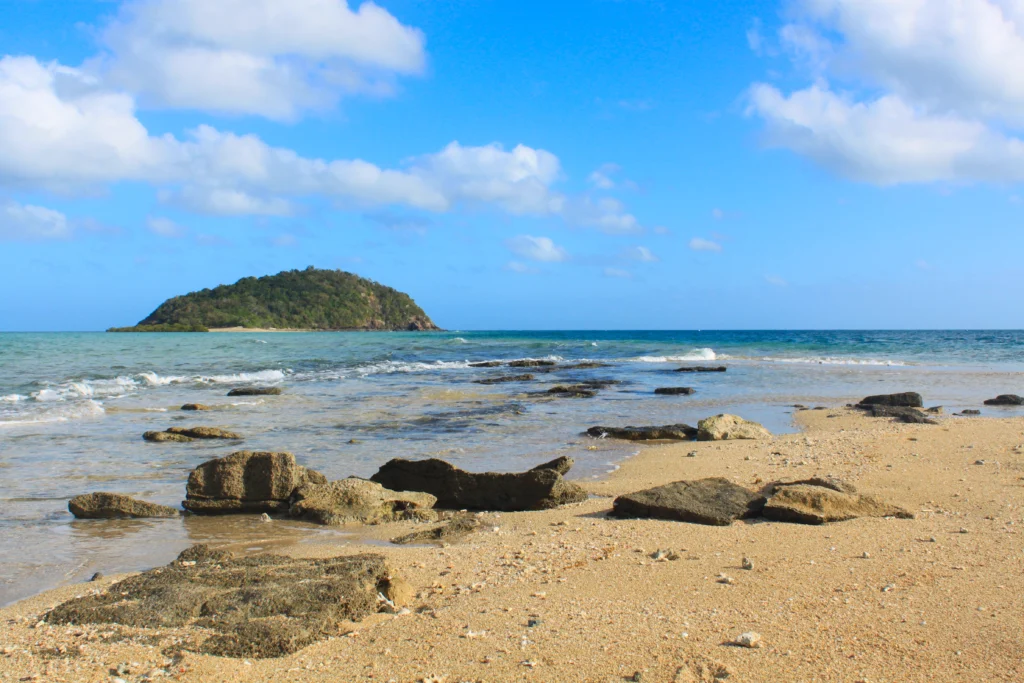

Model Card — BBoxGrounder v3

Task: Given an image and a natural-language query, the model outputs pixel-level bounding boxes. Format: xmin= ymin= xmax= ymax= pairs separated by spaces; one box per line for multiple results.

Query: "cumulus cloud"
xmin=505 ymin=235 xmax=568 ymax=263
xmin=587 ymin=163 xmax=620 ymax=189
xmin=146 ymin=215 xmax=186 ymax=237
xmin=0 ymin=200 xmax=70 ymax=241
xmin=96 ymin=0 xmax=427 ymax=120
xmin=747 ymin=0 xmax=1024 ymax=184
xmin=688 ymin=237 xmax=722 ymax=252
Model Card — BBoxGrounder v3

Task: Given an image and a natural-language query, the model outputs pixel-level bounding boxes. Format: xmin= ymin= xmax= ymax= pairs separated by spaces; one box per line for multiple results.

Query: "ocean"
xmin=1 ymin=329 xmax=1022 ymax=605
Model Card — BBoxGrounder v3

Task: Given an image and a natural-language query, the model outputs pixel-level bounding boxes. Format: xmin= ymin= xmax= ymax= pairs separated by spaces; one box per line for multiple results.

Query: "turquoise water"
xmin=1 ymin=330 xmax=1023 ymax=604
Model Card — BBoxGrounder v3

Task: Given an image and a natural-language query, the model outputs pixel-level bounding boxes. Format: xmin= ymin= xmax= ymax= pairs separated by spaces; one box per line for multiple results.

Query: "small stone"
xmin=735 ymin=631 xmax=762 ymax=648
xmin=650 ymin=549 xmax=680 ymax=562
xmin=89 ymin=572 xmax=104 ymax=582
xmin=975 ymin=460 xmax=986 ymax=465
xmin=882 ymin=584 xmax=895 ymax=592
xmin=259 ymin=513 xmax=271 ymax=523
xmin=629 ymin=672 xmax=643 ymax=682
xmin=717 ymin=574 xmax=735 ymax=585
xmin=862 ymin=552 xmax=871 ymax=559
xmin=687 ymin=451 xmax=698 ymax=458
xmin=527 ymin=618 xmax=542 ymax=628
xmin=741 ymin=557 xmax=754 ymax=571
xmin=959 ymin=528 xmax=969 ymax=534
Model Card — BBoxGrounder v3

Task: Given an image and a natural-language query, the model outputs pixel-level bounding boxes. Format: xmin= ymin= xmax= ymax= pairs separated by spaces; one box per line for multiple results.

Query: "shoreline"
xmin=2 ymin=408 xmax=1022 ymax=681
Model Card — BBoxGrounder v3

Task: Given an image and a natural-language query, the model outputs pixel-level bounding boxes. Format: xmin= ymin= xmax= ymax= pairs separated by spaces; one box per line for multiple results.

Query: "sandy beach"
xmin=2 ymin=408 xmax=1022 ymax=683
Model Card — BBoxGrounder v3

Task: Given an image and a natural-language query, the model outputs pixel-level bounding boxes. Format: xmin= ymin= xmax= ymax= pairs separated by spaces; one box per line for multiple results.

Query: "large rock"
xmin=762 ymin=484 xmax=914 ymax=524
xmin=370 ymin=458 xmax=588 ymax=511
xmin=183 ymin=451 xmax=327 ymax=514
xmin=44 ymin=545 xmax=396 ymax=658
xmin=984 ymin=394 xmax=1024 ymax=406
xmin=857 ymin=392 xmax=923 ymax=408
xmin=289 ymin=478 xmax=437 ymax=525
xmin=530 ymin=455 xmax=574 ymax=476
xmin=864 ymin=405 xmax=938 ymax=424
xmin=69 ymin=492 xmax=180 ymax=519
xmin=586 ymin=424 xmax=697 ymax=441
xmin=696 ymin=414 xmax=771 ymax=441
xmin=227 ymin=387 xmax=282 ymax=397
xmin=612 ymin=478 xmax=766 ymax=526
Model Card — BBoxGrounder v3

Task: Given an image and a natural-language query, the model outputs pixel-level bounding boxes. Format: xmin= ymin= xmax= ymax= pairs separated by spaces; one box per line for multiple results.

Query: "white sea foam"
xmin=0 ymin=399 xmax=105 ymax=427
xmin=451 ymin=337 xmax=469 ymax=344
xmin=754 ymin=356 xmax=906 ymax=367
xmin=631 ymin=348 xmax=717 ymax=363
xmin=199 ymin=369 xmax=288 ymax=384
xmin=1 ymin=394 xmax=26 ymax=403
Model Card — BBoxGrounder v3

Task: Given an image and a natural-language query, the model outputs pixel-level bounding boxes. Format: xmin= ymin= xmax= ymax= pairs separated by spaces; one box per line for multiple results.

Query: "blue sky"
xmin=1 ymin=0 xmax=1022 ymax=331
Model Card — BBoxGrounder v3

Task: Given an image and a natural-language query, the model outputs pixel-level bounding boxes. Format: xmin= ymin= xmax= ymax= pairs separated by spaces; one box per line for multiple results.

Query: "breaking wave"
xmin=631 ymin=348 xmax=718 ymax=363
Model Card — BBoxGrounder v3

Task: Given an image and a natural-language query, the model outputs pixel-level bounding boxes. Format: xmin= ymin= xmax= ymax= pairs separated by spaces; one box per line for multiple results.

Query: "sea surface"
xmin=2 ymin=330 xmax=1023 ymax=605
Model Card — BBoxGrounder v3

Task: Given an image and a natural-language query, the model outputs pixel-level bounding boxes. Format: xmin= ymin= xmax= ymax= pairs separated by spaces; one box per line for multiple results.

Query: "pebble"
xmin=882 ymin=584 xmax=895 ymax=593
xmin=741 ymin=557 xmax=754 ymax=571
xmin=735 ymin=631 xmax=762 ymax=648
xmin=862 ymin=552 xmax=871 ymax=559
xmin=717 ymin=574 xmax=735 ymax=585
xmin=687 ymin=451 xmax=698 ymax=458
xmin=260 ymin=513 xmax=272 ymax=523
xmin=959 ymin=528 xmax=969 ymax=534
xmin=89 ymin=572 xmax=104 ymax=582
xmin=650 ymin=549 xmax=680 ymax=562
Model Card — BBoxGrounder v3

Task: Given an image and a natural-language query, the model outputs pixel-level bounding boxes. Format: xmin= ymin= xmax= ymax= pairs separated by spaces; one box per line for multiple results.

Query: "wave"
xmin=450 ymin=337 xmax=469 ymax=344
xmin=1 ymin=394 xmax=26 ymax=403
xmin=631 ymin=348 xmax=718 ymax=363
xmin=0 ymin=399 xmax=105 ymax=427
xmin=753 ymin=356 xmax=906 ymax=367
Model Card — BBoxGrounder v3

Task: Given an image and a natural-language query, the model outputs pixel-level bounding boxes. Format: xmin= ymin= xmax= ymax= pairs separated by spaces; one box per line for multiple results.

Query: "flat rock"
xmin=468 ymin=361 xmax=504 ymax=368
xmin=764 ymin=476 xmax=857 ymax=495
xmin=143 ymin=431 xmax=193 ymax=443
xmin=371 ymin=458 xmax=587 ymax=511
xmin=181 ymin=403 xmax=212 ymax=411
xmin=762 ymin=484 xmax=914 ymax=524
xmin=612 ymin=478 xmax=766 ymax=526
xmin=864 ymin=405 xmax=938 ymax=424
xmin=530 ymin=456 xmax=574 ymax=476
xmin=984 ymin=394 xmax=1024 ymax=406
xmin=44 ymin=545 xmax=395 ymax=658
xmin=183 ymin=451 xmax=327 ymax=515
xmin=227 ymin=387 xmax=282 ymax=396
xmin=558 ymin=362 xmax=611 ymax=370
xmin=587 ymin=424 xmax=697 ymax=441
xmin=673 ymin=366 xmax=726 ymax=373
xmin=473 ymin=374 xmax=535 ymax=385
xmin=697 ymin=414 xmax=772 ymax=441
xmin=546 ymin=385 xmax=598 ymax=398
xmin=69 ymin=492 xmax=180 ymax=519
xmin=391 ymin=514 xmax=481 ymax=545
xmin=167 ymin=426 xmax=242 ymax=439
xmin=655 ymin=387 xmax=696 ymax=395
xmin=289 ymin=478 xmax=437 ymax=525
xmin=960 ymin=409 xmax=981 ymax=416
xmin=508 ymin=359 xmax=556 ymax=367
xmin=857 ymin=392 xmax=923 ymax=408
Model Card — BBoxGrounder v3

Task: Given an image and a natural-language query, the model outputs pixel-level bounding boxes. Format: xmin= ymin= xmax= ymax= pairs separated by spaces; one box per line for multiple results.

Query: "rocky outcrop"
xmin=370 ymin=458 xmax=587 ymax=511
xmin=587 ymin=424 xmax=697 ymax=441
xmin=857 ymin=392 xmax=923 ymax=408
xmin=183 ymin=451 xmax=326 ymax=514
xmin=762 ymin=484 xmax=914 ymax=524
xmin=531 ymin=456 xmax=575 ymax=476
xmin=68 ymin=493 xmax=180 ymax=519
xmin=181 ymin=403 xmax=212 ymax=411
xmin=473 ymin=374 xmax=535 ymax=385
xmin=674 ymin=366 xmax=726 ymax=373
xmin=227 ymin=387 xmax=282 ymax=396
xmin=984 ymin=394 xmax=1024 ymax=406
xmin=547 ymin=385 xmax=598 ymax=398
xmin=863 ymin=405 xmax=938 ymax=424
xmin=143 ymin=431 xmax=194 ymax=443
xmin=44 ymin=545 xmax=398 ymax=658
xmin=405 ymin=316 xmax=438 ymax=331
xmin=289 ymin=478 xmax=437 ymax=525
xmin=612 ymin=478 xmax=766 ymax=526
xmin=391 ymin=514 xmax=481 ymax=545
xmin=508 ymin=359 xmax=556 ymax=368
xmin=655 ymin=387 xmax=695 ymax=395
xmin=696 ymin=414 xmax=771 ymax=441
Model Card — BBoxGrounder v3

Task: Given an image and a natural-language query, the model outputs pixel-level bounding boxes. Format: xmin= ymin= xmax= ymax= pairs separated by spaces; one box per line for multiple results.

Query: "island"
xmin=108 ymin=267 xmax=441 ymax=332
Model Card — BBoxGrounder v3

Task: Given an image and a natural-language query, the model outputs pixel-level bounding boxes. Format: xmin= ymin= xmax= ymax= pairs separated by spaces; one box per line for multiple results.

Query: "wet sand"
xmin=1 ymin=408 xmax=1022 ymax=682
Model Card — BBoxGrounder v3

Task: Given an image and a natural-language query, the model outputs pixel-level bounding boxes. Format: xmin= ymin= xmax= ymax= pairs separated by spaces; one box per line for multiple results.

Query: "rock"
xmin=864 ymin=405 xmax=938 ymax=424
xmin=734 ymin=632 xmax=762 ymax=648
xmin=508 ymin=359 xmax=556 ymax=367
xmin=89 ymin=572 xmax=104 ymax=582
xmin=558 ymin=362 xmax=611 ymax=370
xmin=611 ymin=478 xmax=766 ymax=526
xmin=762 ymin=484 xmax=914 ymax=524
xmin=530 ymin=456 xmax=574 ymax=476
xmin=961 ymin=409 xmax=981 ymax=415
xmin=391 ymin=514 xmax=481 ymax=545
xmin=764 ymin=476 xmax=857 ymax=496
xmin=741 ymin=557 xmax=754 ymax=570
xmin=546 ymin=385 xmax=597 ymax=398
xmin=586 ymin=424 xmax=697 ymax=441
xmin=227 ymin=387 xmax=282 ymax=397
xmin=181 ymin=403 xmax=212 ymax=411
xmin=696 ymin=414 xmax=772 ymax=441
xmin=473 ymin=374 xmax=535 ymax=385
xmin=289 ymin=478 xmax=437 ymax=525
xmin=983 ymin=394 xmax=1024 ymax=406
xmin=468 ymin=361 xmax=504 ymax=368
xmin=379 ymin=575 xmax=415 ymax=607
xmin=654 ymin=387 xmax=696 ymax=395
xmin=673 ymin=366 xmax=727 ymax=373
xmin=44 ymin=545 xmax=397 ymax=658
xmin=69 ymin=493 xmax=180 ymax=519
xmin=166 ymin=426 xmax=242 ymax=439
xmin=857 ymin=392 xmax=923 ymax=408
xmin=143 ymin=431 xmax=193 ymax=443
xmin=183 ymin=451 xmax=327 ymax=515
xmin=370 ymin=458 xmax=588 ymax=511
xmin=926 ymin=406 xmax=944 ymax=415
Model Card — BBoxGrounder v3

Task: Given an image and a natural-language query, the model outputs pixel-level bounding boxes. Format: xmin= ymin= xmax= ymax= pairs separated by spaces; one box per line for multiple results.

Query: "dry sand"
xmin=2 ymin=408 xmax=1023 ymax=682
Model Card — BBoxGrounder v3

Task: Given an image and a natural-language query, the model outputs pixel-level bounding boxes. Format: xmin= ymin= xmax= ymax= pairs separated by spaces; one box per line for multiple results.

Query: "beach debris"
xmin=226 ymin=387 xmax=282 ymax=396
xmin=654 ymin=387 xmax=696 ymax=395
xmin=259 ymin=512 xmax=271 ymax=522
xmin=650 ymin=549 xmax=680 ymax=562
xmin=960 ymin=527 xmax=969 ymax=534
xmin=391 ymin=514 xmax=481 ymax=545
xmin=673 ymin=366 xmax=727 ymax=373
xmin=629 ymin=672 xmax=644 ymax=682
xmin=762 ymin=484 xmax=914 ymax=525
xmin=687 ymin=450 xmax=698 ymax=457
xmin=68 ymin=493 xmax=180 ymax=519
xmin=697 ymin=414 xmax=772 ymax=441
xmin=862 ymin=552 xmax=871 ymax=559
xmin=586 ymin=424 xmax=697 ymax=441
xmin=612 ymin=478 xmax=766 ymax=526
xmin=741 ymin=557 xmax=754 ymax=570
xmin=371 ymin=457 xmax=587 ymax=511
xmin=183 ymin=450 xmax=327 ymax=515
xmin=44 ymin=545 xmax=401 ymax=658
xmin=473 ymin=374 xmax=535 ymax=385
xmin=734 ymin=631 xmax=762 ymax=648
xmin=984 ymin=394 xmax=1024 ymax=406
xmin=181 ymin=403 xmax=212 ymax=411
xmin=290 ymin=477 xmax=437 ymax=526
xmin=882 ymin=583 xmax=895 ymax=592
xmin=527 ymin=618 xmax=542 ymax=627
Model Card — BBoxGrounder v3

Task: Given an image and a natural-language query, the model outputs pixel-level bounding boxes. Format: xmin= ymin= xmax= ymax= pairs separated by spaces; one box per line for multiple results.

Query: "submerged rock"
xmin=69 ymin=492 xmax=180 ymax=519
xmin=863 ymin=405 xmax=938 ymax=424
xmin=227 ymin=387 xmax=283 ymax=397
xmin=984 ymin=394 xmax=1024 ymax=406
xmin=547 ymin=385 xmax=598 ymax=398
xmin=762 ymin=484 xmax=914 ymax=524
xmin=612 ymin=478 xmax=766 ymax=526
xmin=468 ymin=361 xmax=504 ymax=368
xmin=960 ymin=409 xmax=981 ymax=416
xmin=473 ymin=374 xmax=535 ymax=385
xmin=654 ymin=387 xmax=695 ymax=395
xmin=371 ymin=458 xmax=587 ymax=511
xmin=181 ymin=403 xmax=212 ymax=411
xmin=586 ymin=424 xmax=697 ymax=441
xmin=391 ymin=514 xmax=481 ymax=545
xmin=289 ymin=478 xmax=437 ymax=525
xmin=673 ymin=366 xmax=726 ymax=373
xmin=857 ymin=392 xmax=923 ymax=408
xmin=697 ymin=414 xmax=772 ymax=441
xmin=143 ymin=431 xmax=193 ymax=443
xmin=558 ymin=362 xmax=611 ymax=370
xmin=508 ymin=359 xmax=557 ymax=368
xmin=531 ymin=455 xmax=575 ymax=476
xmin=167 ymin=426 xmax=243 ymax=439
xmin=183 ymin=451 xmax=327 ymax=515
xmin=44 ymin=545 xmax=397 ymax=658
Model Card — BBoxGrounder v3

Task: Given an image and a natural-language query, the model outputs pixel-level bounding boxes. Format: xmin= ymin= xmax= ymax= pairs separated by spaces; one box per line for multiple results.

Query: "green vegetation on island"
xmin=107 ymin=267 xmax=440 ymax=332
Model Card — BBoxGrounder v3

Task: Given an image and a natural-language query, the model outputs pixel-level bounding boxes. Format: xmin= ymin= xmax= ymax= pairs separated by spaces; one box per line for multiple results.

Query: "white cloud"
xmin=764 ymin=274 xmax=788 ymax=287
xmin=505 ymin=235 xmax=568 ymax=263
xmin=96 ymin=0 xmax=427 ymax=120
xmin=146 ymin=215 xmax=186 ymax=237
xmin=748 ymin=0 xmax=1024 ymax=184
xmin=626 ymin=245 xmax=658 ymax=262
xmin=688 ymin=237 xmax=722 ymax=252
xmin=564 ymin=197 xmax=642 ymax=234
xmin=587 ymin=163 xmax=620 ymax=189
xmin=747 ymin=18 xmax=765 ymax=54
xmin=603 ymin=267 xmax=632 ymax=279
xmin=505 ymin=261 xmax=539 ymax=274
xmin=0 ymin=200 xmax=70 ymax=240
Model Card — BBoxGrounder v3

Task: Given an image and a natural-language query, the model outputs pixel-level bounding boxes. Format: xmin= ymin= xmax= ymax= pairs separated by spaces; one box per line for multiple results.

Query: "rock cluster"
xmin=861 ymin=404 xmax=938 ymax=424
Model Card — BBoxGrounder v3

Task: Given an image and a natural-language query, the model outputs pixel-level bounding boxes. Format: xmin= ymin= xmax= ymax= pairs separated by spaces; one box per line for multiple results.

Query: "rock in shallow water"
xmin=181 ymin=403 xmax=212 ymax=411
xmin=673 ymin=366 xmax=727 ymax=373
xmin=143 ymin=431 xmax=194 ymax=443
xmin=857 ymin=392 xmax=923 ymax=408
xmin=289 ymin=478 xmax=437 ymax=525
xmin=227 ymin=386 xmax=282 ymax=396
xmin=697 ymin=414 xmax=772 ymax=441
xmin=183 ymin=451 xmax=326 ymax=515
xmin=612 ymin=478 xmax=766 ymax=526
xmin=586 ymin=424 xmax=697 ymax=441
xmin=984 ymin=394 xmax=1024 ymax=406
xmin=654 ymin=387 xmax=696 ymax=395
xmin=68 ymin=492 xmax=180 ymax=519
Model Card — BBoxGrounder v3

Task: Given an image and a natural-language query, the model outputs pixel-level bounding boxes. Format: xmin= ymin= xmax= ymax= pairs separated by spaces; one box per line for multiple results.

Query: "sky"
xmin=1 ymin=0 xmax=1022 ymax=331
